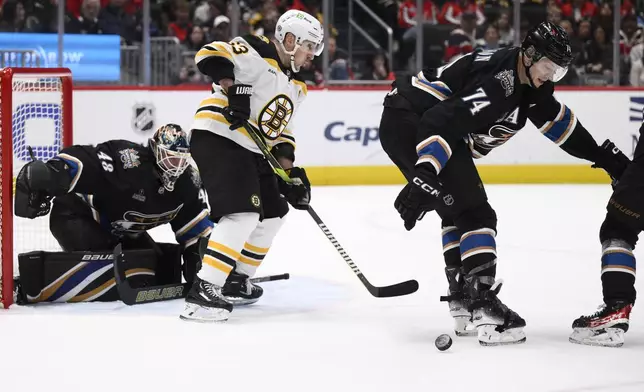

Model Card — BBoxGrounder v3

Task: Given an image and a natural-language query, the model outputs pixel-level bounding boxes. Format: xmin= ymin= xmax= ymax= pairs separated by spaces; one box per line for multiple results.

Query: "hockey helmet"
xmin=521 ymin=21 xmax=573 ymax=82
xmin=149 ymin=124 xmax=190 ymax=191
xmin=274 ymin=10 xmax=324 ymax=71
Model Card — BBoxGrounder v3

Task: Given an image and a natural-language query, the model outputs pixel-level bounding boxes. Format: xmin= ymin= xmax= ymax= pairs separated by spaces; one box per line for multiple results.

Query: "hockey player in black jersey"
xmin=569 ymin=119 xmax=643 ymax=348
xmin=13 ymin=124 xmax=214 ymax=303
xmin=378 ymin=21 xmax=629 ymax=345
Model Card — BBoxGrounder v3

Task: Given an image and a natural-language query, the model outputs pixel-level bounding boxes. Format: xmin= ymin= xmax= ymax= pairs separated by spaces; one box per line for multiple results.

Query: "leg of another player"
xmin=223 ymin=216 xmax=285 ymax=305
xmin=438 ymin=219 xmax=476 ymax=336
xmin=181 ymin=212 xmax=259 ymax=322
xmin=570 ymin=214 xmax=638 ymax=347
xmin=438 ymin=144 xmax=526 ymax=346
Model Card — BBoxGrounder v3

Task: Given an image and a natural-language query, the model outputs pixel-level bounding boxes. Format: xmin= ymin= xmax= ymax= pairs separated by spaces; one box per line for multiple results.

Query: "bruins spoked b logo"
xmin=259 ymin=94 xmax=294 ymax=140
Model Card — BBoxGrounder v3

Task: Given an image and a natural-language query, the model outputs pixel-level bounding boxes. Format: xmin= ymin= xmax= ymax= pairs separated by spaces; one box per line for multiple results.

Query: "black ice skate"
xmin=569 ymin=301 xmax=633 ymax=347
xmin=222 ymin=271 xmax=263 ymax=305
xmin=439 ymin=266 xmax=476 ymax=336
xmin=180 ymin=276 xmax=233 ymax=323
xmin=467 ymin=277 xmax=526 ymax=346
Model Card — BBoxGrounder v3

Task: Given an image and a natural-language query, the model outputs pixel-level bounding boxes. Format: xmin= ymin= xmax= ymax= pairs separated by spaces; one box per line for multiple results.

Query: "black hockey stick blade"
xmin=113 ymin=243 xmax=188 ymax=305
xmin=362 ymin=275 xmax=419 ymax=298
xmin=307 ymin=207 xmax=419 ymax=298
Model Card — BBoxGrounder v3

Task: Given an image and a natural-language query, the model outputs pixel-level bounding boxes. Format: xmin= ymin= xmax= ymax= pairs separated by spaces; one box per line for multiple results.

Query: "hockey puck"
xmin=435 ymin=334 xmax=453 ymax=351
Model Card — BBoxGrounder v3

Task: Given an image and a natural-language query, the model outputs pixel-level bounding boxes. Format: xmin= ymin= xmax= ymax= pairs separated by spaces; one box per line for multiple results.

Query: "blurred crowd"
xmin=0 ymin=0 xmax=642 ymax=85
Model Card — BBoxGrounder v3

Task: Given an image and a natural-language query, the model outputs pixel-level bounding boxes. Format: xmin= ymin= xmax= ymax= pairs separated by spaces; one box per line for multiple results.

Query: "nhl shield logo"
xmin=132 ymin=103 xmax=155 ymax=132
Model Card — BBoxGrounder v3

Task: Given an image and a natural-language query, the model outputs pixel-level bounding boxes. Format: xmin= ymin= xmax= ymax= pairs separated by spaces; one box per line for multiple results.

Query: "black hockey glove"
xmin=14 ymin=160 xmax=53 ymax=219
xmin=278 ymin=167 xmax=311 ymax=210
xmin=394 ymin=163 xmax=444 ymax=231
xmin=592 ymin=139 xmax=630 ymax=186
xmin=222 ymin=84 xmax=253 ymax=130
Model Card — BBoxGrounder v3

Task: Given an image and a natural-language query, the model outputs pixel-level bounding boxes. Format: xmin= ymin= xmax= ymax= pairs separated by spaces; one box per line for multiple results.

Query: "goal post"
xmin=0 ymin=67 xmax=73 ymax=309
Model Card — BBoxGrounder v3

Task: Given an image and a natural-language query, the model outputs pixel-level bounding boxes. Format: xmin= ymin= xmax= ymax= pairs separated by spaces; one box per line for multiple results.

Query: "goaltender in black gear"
xmin=13 ymin=124 xmax=213 ymax=303
xmin=378 ymin=21 xmax=630 ymax=345
xmin=181 ymin=9 xmax=323 ymax=323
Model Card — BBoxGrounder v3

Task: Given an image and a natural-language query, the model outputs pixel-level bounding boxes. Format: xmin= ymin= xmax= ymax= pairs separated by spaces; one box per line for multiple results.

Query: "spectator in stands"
xmin=444 ymin=11 xmax=477 ymax=63
xmin=547 ymin=4 xmax=563 ymax=25
xmin=211 ymin=15 xmax=230 ymax=42
xmin=585 ymin=25 xmax=613 ymax=77
xmin=630 ymin=41 xmax=644 ymax=85
xmin=620 ymin=14 xmax=643 ymax=57
xmin=594 ymin=1 xmax=614 ymax=37
xmin=184 ymin=25 xmax=207 ymax=51
xmin=561 ymin=0 xmax=598 ymax=24
xmin=438 ymin=0 xmax=485 ymax=26
xmin=174 ymin=55 xmax=208 ymax=85
xmin=167 ymin=1 xmax=192 ymax=42
xmin=573 ymin=19 xmax=594 ymax=68
xmin=98 ymin=0 xmax=137 ymax=43
xmin=249 ymin=1 xmax=279 ymax=37
xmin=496 ymin=10 xmax=515 ymax=45
xmin=326 ymin=35 xmax=351 ymax=80
xmin=0 ymin=0 xmax=36 ymax=32
xmin=362 ymin=52 xmax=394 ymax=81
xmin=559 ymin=19 xmax=582 ymax=56
xmin=475 ymin=24 xmax=504 ymax=50
xmin=66 ymin=0 xmax=102 ymax=34
xmin=399 ymin=0 xmax=439 ymax=27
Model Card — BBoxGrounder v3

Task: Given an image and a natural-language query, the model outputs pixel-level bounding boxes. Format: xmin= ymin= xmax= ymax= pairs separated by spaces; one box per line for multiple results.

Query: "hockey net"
xmin=0 ymin=68 xmax=73 ymax=308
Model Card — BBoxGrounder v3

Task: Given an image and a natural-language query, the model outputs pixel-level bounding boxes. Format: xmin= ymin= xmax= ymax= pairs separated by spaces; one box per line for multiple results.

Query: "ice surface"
xmin=3 ymin=185 xmax=644 ymax=392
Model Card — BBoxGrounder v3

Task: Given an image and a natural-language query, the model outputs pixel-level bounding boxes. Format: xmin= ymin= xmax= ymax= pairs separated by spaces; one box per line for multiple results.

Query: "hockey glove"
xmin=394 ymin=163 xmax=444 ymax=231
xmin=278 ymin=167 xmax=311 ymax=210
xmin=222 ymin=84 xmax=253 ymax=130
xmin=592 ymin=139 xmax=630 ymax=186
xmin=14 ymin=160 xmax=53 ymax=219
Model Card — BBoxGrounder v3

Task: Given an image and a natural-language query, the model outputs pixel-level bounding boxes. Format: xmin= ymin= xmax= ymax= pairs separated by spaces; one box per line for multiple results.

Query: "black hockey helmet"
xmin=521 ymin=21 xmax=573 ymax=82
xmin=149 ymin=124 xmax=191 ymax=191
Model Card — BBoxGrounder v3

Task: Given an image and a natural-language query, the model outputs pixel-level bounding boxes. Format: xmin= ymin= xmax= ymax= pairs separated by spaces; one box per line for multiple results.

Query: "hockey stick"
xmin=113 ymin=244 xmax=289 ymax=305
xmin=242 ymin=121 xmax=419 ymax=298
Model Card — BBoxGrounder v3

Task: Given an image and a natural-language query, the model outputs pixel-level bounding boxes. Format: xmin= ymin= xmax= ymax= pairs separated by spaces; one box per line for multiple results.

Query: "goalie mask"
xmin=149 ymin=124 xmax=190 ymax=191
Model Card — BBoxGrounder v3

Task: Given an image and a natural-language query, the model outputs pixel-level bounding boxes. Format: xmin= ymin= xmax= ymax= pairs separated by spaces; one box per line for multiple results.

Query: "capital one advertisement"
xmin=71 ymin=89 xmax=644 ymax=168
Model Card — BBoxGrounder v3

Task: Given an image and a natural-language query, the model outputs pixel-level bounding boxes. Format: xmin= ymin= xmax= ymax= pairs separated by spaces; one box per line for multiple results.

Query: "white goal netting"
xmin=1 ymin=70 xmax=70 ymax=308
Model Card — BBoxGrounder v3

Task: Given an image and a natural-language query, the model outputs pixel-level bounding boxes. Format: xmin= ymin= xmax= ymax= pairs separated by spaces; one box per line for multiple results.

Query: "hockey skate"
xmin=222 ymin=271 xmax=263 ymax=305
xmin=439 ymin=266 xmax=476 ymax=336
xmin=569 ymin=301 xmax=633 ymax=347
xmin=467 ymin=277 xmax=526 ymax=346
xmin=180 ymin=277 xmax=233 ymax=323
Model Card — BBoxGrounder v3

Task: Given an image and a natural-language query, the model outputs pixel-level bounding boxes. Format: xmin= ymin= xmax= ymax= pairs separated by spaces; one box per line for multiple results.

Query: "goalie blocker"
xmin=15 ymin=243 xmax=183 ymax=304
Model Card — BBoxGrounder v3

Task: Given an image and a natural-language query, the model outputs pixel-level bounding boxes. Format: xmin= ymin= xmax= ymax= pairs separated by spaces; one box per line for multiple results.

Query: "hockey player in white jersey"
xmin=181 ymin=10 xmax=323 ymax=322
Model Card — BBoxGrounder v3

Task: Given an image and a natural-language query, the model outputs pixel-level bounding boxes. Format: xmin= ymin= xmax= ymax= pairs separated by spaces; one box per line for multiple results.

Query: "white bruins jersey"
xmin=191 ymin=34 xmax=307 ymax=155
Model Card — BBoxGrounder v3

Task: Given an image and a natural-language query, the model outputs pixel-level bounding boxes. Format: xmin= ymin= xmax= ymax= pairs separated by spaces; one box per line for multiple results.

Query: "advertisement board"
xmin=0 ymin=34 xmax=120 ymax=82
xmin=70 ymin=88 xmax=644 ymax=184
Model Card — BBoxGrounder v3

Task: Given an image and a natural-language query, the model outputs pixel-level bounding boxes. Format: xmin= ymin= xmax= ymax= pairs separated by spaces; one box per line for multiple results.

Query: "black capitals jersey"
xmin=391 ymin=47 xmax=599 ymax=172
xmin=50 ymin=140 xmax=212 ymax=247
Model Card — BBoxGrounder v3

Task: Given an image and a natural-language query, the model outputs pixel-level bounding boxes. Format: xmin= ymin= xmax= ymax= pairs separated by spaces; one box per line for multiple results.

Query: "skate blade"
xmin=180 ymin=303 xmax=230 ymax=323
xmin=569 ymin=328 xmax=624 ymax=348
xmin=454 ymin=317 xmax=477 ymax=337
xmin=223 ymin=296 xmax=260 ymax=306
xmin=478 ymin=325 xmax=527 ymax=346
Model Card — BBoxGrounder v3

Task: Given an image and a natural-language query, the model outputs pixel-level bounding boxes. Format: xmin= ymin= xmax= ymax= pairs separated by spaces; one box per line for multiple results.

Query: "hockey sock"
xmin=442 ymin=225 xmax=462 ymax=268
xmin=236 ymin=217 xmax=286 ymax=277
xmin=601 ymin=239 xmax=636 ymax=304
xmin=459 ymin=228 xmax=497 ymax=289
xmin=198 ymin=212 xmax=260 ymax=287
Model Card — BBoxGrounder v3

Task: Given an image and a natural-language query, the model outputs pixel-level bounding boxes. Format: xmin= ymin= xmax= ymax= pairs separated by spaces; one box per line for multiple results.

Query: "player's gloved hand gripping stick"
xmin=242 ymin=121 xmax=419 ymax=298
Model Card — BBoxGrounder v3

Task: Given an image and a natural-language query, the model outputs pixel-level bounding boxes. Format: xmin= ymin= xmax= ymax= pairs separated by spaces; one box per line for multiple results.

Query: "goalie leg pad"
xmin=17 ymin=249 xmax=158 ymax=303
